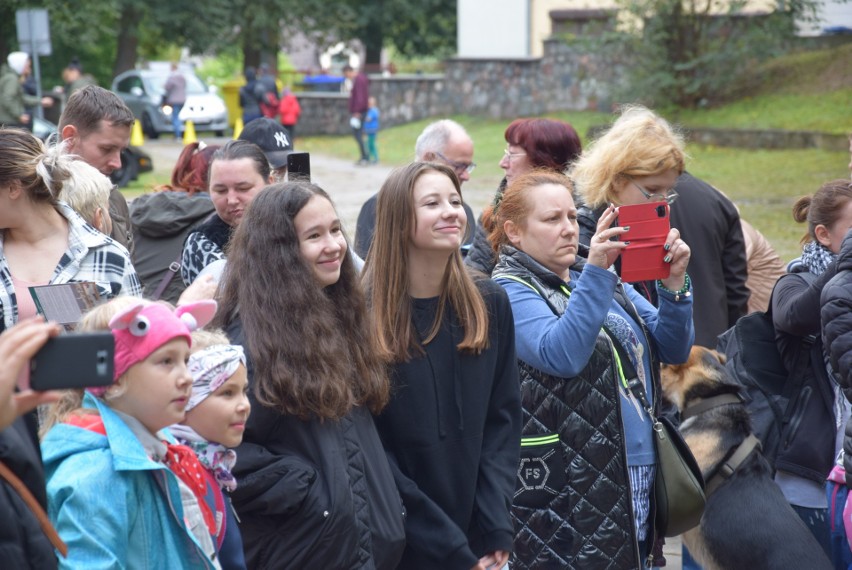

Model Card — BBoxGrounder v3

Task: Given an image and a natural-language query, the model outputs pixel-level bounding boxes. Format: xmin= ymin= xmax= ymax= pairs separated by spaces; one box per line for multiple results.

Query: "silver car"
xmin=112 ymin=69 xmax=228 ymax=138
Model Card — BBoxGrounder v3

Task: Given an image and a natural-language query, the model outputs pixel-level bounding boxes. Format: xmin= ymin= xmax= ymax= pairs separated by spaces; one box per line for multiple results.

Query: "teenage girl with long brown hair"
xmin=362 ymin=162 xmax=521 ymax=570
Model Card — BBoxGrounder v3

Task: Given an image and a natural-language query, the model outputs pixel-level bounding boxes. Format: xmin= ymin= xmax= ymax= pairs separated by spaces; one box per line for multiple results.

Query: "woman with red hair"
xmin=130 ymin=141 xmax=220 ymax=302
xmin=465 ymin=118 xmax=582 ymax=274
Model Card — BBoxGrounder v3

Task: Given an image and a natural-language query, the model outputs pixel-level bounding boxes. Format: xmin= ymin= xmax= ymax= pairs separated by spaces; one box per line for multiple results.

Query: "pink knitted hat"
xmin=88 ymin=301 xmax=217 ymax=397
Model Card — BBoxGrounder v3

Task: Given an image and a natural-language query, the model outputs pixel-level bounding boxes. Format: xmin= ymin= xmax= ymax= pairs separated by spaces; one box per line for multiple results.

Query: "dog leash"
xmin=681 ymin=393 xmax=743 ymax=421
xmin=704 ymin=434 xmax=762 ymax=496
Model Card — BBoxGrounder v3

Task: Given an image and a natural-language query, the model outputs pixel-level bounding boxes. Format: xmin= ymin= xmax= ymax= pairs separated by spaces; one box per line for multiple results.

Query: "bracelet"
xmin=657 ymin=274 xmax=691 ymax=301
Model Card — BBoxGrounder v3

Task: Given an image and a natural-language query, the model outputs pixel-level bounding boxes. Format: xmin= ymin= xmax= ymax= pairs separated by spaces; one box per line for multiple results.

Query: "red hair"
xmin=505 ymin=118 xmax=582 ymax=171
xmin=158 ymin=142 xmax=220 ymax=195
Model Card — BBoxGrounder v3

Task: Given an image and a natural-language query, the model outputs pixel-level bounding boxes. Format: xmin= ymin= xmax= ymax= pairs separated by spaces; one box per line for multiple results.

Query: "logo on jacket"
xmin=517 ymin=450 xmax=557 ymax=494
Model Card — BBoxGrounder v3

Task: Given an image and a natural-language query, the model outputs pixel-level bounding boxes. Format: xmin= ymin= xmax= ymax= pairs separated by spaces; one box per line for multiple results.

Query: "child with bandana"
xmin=41 ymin=298 xmax=222 ymax=569
xmin=170 ymin=330 xmax=250 ymax=570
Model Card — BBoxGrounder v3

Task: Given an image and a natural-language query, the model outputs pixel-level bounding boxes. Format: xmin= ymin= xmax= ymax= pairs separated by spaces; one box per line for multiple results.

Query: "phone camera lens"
xmin=656 ymin=205 xmax=666 ymax=217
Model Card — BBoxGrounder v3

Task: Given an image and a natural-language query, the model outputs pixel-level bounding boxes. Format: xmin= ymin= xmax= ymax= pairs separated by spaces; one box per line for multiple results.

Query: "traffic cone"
xmin=233 ymin=117 xmax=244 ymax=139
xmin=130 ymin=119 xmax=144 ymax=147
xmin=183 ymin=120 xmax=198 ymax=145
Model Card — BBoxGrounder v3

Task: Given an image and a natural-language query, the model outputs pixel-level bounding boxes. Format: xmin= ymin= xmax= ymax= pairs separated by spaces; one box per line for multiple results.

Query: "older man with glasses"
xmin=354 ymin=119 xmax=478 ymax=258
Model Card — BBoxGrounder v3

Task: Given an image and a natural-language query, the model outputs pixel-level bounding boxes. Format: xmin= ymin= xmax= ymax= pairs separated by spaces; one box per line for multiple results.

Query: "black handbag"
xmin=609 ymin=333 xmax=706 ymax=537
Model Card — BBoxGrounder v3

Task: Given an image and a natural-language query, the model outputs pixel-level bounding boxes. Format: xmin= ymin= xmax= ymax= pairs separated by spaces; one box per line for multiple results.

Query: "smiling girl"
xmin=215 ymin=182 xmax=405 ymax=569
xmin=363 ymin=162 xmax=521 ymax=570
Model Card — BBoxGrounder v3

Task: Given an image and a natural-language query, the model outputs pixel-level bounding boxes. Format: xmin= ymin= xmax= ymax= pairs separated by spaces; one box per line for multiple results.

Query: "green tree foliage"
xmin=592 ymin=0 xmax=832 ymax=109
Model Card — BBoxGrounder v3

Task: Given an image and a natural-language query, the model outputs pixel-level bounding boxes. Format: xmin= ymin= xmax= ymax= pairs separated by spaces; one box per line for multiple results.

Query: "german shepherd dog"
xmin=660 ymin=346 xmax=832 ymax=570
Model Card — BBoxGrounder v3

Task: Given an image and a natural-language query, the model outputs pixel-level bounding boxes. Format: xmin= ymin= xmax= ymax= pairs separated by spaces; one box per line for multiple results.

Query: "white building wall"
xmin=797 ymin=0 xmax=852 ymax=35
xmin=457 ymin=0 xmax=531 ymax=57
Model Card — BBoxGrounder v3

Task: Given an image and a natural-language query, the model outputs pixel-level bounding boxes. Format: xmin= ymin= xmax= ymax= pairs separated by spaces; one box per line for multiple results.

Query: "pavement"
xmin=139 ymin=137 xmax=684 ymax=570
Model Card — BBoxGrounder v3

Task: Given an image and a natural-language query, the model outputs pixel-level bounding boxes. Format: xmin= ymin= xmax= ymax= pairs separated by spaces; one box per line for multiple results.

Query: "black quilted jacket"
xmin=493 ymin=248 xmax=645 ymax=569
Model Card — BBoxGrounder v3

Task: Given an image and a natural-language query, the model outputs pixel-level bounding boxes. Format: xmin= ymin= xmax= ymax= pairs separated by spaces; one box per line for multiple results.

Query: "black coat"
xmin=0 ymin=415 xmax=58 ymax=569
xmin=225 ymin=320 xmax=406 ymax=569
xmin=579 ymin=172 xmax=749 ymax=347
xmin=772 ymin=261 xmax=838 ymax=483
xmin=821 ymin=230 xmax=852 ymax=486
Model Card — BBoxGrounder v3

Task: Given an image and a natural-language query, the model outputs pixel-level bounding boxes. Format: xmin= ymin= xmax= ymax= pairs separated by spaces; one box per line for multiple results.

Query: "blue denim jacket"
xmin=41 ymin=394 xmax=217 ymax=569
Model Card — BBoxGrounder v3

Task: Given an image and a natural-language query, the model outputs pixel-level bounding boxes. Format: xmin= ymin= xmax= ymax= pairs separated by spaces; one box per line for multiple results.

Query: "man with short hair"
xmin=354 ymin=119 xmax=477 ymax=257
xmin=343 ymin=64 xmax=370 ymax=166
xmin=59 ymin=85 xmax=135 ymax=250
xmin=61 ymin=58 xmax=96 ymax=99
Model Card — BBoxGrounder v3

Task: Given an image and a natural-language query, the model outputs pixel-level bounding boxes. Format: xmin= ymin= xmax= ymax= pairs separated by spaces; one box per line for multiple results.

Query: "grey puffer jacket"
xmin=493 ymin=248 xmax=645 ymax=569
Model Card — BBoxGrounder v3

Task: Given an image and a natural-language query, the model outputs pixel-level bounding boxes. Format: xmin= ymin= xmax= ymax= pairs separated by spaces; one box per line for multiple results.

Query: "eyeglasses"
xmin=631 ymin=180 xmax=679 ymax=205
xmin=435 ymin=151 xmax=476 ymax=175
xmin=503 ymin=148 xmax=526 ymax=161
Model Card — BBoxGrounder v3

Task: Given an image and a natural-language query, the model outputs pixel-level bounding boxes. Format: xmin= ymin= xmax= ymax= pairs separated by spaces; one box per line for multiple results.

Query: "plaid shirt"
xmin=0 ymin=202 xmax=141 ymax=331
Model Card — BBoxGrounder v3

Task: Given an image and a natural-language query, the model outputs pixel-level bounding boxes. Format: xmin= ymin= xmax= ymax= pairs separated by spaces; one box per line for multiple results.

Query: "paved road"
xmin=138 ymin=138 xmax=684 ymax=570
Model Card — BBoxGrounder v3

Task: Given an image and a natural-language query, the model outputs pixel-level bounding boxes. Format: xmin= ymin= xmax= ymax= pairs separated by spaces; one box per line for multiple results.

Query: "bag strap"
xmin=0 ymin=460 xmax=68 ymax=557
xmin=151 ymin=254 xmax=183 ymax=301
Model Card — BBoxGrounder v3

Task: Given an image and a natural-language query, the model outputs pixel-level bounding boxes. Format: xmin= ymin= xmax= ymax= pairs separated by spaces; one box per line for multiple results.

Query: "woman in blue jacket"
xmin=487 ymin=170 xmax=693 ymax=569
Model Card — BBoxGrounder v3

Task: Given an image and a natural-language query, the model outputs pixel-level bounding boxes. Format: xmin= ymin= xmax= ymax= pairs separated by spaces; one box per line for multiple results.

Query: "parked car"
xmin=32 ymin=117 xmax=152 ymax=188
xmin=112 ymin=69 xmax=228 ymax=139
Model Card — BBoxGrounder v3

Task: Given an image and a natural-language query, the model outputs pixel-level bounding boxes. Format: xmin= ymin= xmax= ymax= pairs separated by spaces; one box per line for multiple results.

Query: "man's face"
xmin=64 ymin=120 xmax=130 ymax=176
xmin=432 ymin=135 xmax=475 ymax=184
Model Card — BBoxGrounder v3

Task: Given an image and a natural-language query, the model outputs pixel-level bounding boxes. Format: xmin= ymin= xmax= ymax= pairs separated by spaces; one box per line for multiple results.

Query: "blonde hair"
xmin=572 ymin=105 xmax=686 ymax=208
xmin=40 ymin=297 xmax=148 ymax=436
xmin=190 ymin=328 xmax=231 ymax=353
xmin=57 ymin=159 xmax=112 ymax=227
xmin=0 ymin=129 xmax=74 ymax=205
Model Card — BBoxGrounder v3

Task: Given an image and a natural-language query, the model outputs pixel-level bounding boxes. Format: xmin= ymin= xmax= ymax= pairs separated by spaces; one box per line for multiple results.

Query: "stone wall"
xmin=294 ymin=37 xmax=622 ymax=136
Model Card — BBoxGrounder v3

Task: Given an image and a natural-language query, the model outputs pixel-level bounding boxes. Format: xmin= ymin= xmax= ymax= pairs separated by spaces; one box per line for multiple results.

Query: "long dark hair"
xmin=215 ymin=182 xmax=388 ymax=419
xmin=362 ymin=162 xmax=489 ymax=362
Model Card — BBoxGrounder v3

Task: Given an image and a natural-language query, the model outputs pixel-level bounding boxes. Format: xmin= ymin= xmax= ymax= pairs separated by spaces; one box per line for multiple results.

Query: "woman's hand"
xmin=0 ymin=317 xmax=62 ymax=431
xmin=587 ymin=204 xmax=628 ymax=270
xmin=478 ymin=550 xmax=509 ymax=569
xmin=660 ymin=227 xmax=691 ymax=291
xmin=178 ymin=274 xmax=218 ymax=305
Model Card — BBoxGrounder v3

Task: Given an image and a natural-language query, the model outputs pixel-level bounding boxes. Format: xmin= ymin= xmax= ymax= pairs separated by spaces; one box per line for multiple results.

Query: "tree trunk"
xmin=362 ymin=9 xmax=384 ymax=73
xmin=114 ymin=5 xmax=140 ymax=77
xmin=243 ymin=36 xmax=261 ymax=71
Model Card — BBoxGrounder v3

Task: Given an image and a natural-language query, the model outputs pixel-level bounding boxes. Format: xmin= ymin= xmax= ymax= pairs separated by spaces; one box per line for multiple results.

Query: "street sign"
xmin=16 ymin=9 xmax=51 ymax=56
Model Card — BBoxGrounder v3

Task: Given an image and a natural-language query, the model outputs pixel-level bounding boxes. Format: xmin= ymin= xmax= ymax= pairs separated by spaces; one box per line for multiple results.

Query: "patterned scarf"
xmin=169 ymin=424 xmax=238 ymax=492
xmin=800 ymin=240 xmax=836 ymax=276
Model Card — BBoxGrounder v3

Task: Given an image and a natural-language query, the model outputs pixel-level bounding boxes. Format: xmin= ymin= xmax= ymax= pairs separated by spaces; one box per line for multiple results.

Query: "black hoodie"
xmin=373 ymin=277 xmax=522 ymax=569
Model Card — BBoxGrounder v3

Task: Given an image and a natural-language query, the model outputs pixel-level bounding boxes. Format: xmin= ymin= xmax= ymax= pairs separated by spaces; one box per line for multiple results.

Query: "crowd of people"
xmin=1 ymin=72 xmax=852 ymax=570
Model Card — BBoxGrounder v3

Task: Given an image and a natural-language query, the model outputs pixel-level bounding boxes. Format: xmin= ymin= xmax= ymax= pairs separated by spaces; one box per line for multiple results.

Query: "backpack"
xmin=260 ymin=90 xmax=279 ymax=118
xmin=716 ymin=272 xmax=818 ymax=470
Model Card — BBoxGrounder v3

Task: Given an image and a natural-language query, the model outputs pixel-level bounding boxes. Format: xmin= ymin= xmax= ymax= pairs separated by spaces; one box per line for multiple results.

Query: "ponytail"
xmin=0 ymin=128 xmax=71 ymax=205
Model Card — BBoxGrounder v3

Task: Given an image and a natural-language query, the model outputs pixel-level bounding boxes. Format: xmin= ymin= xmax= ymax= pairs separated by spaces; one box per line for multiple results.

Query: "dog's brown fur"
xmin=660 ymin=346 xmax=831 ymax=570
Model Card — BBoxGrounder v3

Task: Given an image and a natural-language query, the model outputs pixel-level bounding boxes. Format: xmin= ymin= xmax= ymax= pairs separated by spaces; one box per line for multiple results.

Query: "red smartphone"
xmin=617 ymin=202 xmax=671 ymax=283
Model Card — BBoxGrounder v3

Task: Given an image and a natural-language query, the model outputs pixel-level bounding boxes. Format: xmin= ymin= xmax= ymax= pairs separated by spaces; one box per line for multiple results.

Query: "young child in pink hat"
xmin=40 ymin=298 xmax=223 ymax=569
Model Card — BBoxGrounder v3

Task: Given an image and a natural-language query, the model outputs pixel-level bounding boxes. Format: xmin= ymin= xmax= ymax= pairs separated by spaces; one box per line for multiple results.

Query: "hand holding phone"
xmin=30 ymin=332 xmax=115 ymax=391
xmin=617 ymin=202 xmax=671 ymax=282
xmin=0 ymin=318 xmax=62 ymax=430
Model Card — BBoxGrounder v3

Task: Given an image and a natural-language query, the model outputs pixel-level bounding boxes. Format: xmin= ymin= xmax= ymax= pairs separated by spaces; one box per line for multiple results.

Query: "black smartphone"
xmin=287 ymin=151 xmax=311 ymax=182
xmin=30 ymin=332 xmax=114 ymax=391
